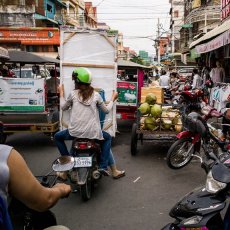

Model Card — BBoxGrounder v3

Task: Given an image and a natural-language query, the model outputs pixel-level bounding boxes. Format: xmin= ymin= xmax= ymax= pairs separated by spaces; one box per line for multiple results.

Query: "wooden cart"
xmin=130 ymin=104 xmax=183 ymax=156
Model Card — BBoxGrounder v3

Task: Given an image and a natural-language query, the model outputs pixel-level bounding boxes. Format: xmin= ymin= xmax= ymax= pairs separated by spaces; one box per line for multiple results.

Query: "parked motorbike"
xmin=9 ymin=175 xmax=59 ymax=230
xmin=173 ymin=87 xmax=206 ymax=113
xmin=166 ymin=105 xmax=229 ymax=169
xmin=52 ymin=138 xmax=102 ymax=201
xmin=162 ymin=148 xmax=230 ymax=230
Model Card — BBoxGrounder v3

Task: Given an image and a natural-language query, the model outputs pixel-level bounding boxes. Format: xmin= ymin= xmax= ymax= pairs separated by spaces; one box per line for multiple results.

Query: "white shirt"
xmin=60 ymin=90 xmax=113 ymax=140
xmin=192 ymin=74 xmax=202 ymax=89
xmin=159 ymin=74 xmax=170 ymax=88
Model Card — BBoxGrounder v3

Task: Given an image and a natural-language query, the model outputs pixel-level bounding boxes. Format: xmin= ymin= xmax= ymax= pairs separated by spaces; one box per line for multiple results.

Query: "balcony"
xmin=185 ymin=5 xmax=221 ymax=24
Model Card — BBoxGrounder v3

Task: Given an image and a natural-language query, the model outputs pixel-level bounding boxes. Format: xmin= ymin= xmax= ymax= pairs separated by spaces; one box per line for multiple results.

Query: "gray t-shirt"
xmin=61 ymin=90 xmax=113 ymax=140
xmin=0 ymin=144 xmax=13 ymax=203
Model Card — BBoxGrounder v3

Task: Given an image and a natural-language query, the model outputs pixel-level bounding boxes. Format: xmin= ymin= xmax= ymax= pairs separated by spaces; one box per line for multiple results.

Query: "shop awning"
xmin=118 ymin=59 xmax=150 ymax=69
xmin=0 ymin=47 xmax=9 ymax=60
xmin=189 ymin=18 xmax=230 ymax=49
xmin=8 ymin=50 xmax=59 ymax=64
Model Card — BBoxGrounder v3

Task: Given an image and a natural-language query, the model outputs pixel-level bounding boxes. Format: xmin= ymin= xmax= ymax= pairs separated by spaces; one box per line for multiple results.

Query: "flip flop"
xmin=113 ymin=170 xmax=125 ymax=179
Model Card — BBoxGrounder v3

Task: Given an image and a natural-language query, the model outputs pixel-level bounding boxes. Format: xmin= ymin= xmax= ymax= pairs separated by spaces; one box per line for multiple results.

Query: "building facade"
xmin=181 ymin=0 xmax=221 ymax=54
xmin=169 ymin=0 xmax=185 ymax=53
xmin=0 ymin=1 xmax=99 ymax=58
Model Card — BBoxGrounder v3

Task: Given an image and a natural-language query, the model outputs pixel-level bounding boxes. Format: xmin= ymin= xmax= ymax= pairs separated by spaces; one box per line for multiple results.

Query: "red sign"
xmin=0 ymin=27 xmax=60 ymax=45
xmin=221 ymin=0 xmax=230 ymax=20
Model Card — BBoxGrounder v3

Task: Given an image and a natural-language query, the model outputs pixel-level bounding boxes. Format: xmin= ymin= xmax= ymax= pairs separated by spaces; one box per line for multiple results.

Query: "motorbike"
xmin=52 ymin=138 xmax=102 ymax=201
xmin=172 ymin=81 xmax=207 ymax=114
xmin=166 ymin=105 xmax=229 ymax=169
xmin=9 ymin=175 xmax=59 ymax=230
xmin=162 ymin=147 xmax=230 ymax=230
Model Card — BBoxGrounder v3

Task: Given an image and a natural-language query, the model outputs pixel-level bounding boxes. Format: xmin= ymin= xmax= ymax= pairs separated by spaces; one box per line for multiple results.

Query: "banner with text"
xmin=0 ymin=78 xmax=45 ymax=111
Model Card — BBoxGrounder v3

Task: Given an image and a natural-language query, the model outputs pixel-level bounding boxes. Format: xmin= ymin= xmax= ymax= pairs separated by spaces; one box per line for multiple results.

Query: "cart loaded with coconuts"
xmin=130 ymin=87 xmax=184 ymax=156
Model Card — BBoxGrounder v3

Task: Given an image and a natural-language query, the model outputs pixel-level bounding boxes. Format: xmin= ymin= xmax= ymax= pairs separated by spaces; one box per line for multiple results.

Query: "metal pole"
xmin=157 ymin=18 xmax=161 ymax=64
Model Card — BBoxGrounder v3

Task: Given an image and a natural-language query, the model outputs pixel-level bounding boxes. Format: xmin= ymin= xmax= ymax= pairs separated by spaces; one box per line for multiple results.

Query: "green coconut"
xmin=138 ymin=102 xmax=150 ymax=115
xmin=144 ymin=117 xmax=156 ymax=130
xmin=150 ymin=104 xmax=162 ymax=118
xmin=145 ymin=93 xmax=157 ymax=105
xmin=162 ymin=119 xmax=172 ymax=129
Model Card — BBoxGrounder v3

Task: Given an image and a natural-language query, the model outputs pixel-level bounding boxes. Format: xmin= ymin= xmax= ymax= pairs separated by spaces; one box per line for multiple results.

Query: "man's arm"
xmin=8 ymin=149 xmax=71 ymax=212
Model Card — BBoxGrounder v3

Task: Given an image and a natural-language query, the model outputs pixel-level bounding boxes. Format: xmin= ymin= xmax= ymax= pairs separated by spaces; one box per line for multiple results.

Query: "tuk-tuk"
xmin=116 ymin=59 xmax=151 ymax=120
xmin=0 ymin=50 xmax=60 ymax=143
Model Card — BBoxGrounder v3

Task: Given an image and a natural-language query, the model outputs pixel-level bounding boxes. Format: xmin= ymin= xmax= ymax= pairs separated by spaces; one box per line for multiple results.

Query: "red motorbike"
xmin=166 ymin=105 xmax=228 ymax=169
xmin=173 ymin=85 xmax=208 ymax=113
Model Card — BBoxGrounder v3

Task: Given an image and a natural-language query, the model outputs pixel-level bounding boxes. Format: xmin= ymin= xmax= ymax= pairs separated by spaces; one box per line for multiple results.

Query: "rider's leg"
xmin=98 ymin=131 xmax=112 ymax=175
xmin=54 ymin=129 xmax=74 ymax=156
xmin=53 ymin=129 xmax=74 ymax=180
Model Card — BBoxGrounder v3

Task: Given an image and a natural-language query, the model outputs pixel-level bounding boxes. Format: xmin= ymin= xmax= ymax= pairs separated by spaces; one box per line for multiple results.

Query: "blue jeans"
xmin=54 ymin=129 xmax=112 ymax=170
xmin=108 ymin=150 xmax=115 ymax=166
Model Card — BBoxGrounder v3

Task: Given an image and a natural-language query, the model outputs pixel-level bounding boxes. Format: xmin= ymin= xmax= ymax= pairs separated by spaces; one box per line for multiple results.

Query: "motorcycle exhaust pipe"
xmin=92 ymin=170 xmax=101 ymax=180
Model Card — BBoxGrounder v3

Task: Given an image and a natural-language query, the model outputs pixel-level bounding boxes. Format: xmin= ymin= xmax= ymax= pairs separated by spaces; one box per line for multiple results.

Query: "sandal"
xmin=113 ymin=170 xmax=125 ymax=179
xmin=56 ymin=171 xmax=68 ymax=181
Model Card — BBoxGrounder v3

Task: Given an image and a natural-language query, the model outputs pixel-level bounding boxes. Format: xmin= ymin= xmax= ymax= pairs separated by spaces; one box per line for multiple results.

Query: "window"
xmin=47 ymin=4 xmax=53 ymax=13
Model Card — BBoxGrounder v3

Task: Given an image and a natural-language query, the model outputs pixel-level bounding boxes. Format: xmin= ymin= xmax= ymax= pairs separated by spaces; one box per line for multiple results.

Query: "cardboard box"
xmin=141 ymin=87 xmax=164 ymax=104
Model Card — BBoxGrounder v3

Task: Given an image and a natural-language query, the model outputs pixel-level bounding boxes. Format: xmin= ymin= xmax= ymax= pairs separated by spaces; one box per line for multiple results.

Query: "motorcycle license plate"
xmin=74 ymin=157 xmax=92 ymax=168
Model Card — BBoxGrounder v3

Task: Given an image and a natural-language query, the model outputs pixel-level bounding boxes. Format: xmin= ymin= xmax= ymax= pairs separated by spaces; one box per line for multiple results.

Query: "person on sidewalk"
xmin=192 ymin=68 xmax=202 ymax=89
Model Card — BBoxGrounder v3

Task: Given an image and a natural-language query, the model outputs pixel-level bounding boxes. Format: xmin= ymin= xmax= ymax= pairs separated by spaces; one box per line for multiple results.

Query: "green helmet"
xmin=72 ymin=67 xmax=92 ymax=84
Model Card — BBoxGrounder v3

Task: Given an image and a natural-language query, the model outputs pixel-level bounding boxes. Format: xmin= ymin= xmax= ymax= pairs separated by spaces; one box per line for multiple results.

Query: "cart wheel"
xmin=131 ymin=123 xmax=138 ymax=156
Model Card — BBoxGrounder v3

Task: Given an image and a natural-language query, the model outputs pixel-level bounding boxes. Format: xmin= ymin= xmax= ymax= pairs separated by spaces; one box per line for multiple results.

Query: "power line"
xmin=95 ymin=0 xmax=107 ymax=7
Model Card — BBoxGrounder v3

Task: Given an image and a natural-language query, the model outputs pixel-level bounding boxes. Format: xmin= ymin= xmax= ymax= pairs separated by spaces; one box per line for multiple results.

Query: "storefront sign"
xmin=0 ymin=78 xmax=45 ymax=111
xmin=221 ymin=0 xmax=230 ymax=20
xmin=117 ymin=81 xmax=138 ymax=106
xmin=0 ymin=27 xmax=60 ymax=45
xmin=195 ymin=29 xmax=230 ymax=54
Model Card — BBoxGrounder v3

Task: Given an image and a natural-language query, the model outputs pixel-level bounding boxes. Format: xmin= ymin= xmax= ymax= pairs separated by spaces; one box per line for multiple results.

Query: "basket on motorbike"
xmin=130 ymin=103 xmax=184 ymax=156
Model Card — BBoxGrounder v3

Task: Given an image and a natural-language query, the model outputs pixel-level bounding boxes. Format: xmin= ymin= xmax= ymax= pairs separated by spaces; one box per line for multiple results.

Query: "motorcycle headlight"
xmin=181 ymin=215 xmax=202 ymax=225
xmin=205 ymin=171 xmax=226 ymax=193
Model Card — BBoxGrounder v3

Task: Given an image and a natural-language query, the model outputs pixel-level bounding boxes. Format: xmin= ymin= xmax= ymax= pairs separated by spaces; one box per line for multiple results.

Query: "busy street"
xmin=1 ymin=0 xmax=230 ymax=229
xmin=5 ymin=120 xmax=207 ymax=230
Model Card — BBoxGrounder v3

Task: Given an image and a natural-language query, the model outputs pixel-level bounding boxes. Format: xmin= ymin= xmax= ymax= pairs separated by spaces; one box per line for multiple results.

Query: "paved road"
xmin=6 ymin=120 xmax=206 ymax=230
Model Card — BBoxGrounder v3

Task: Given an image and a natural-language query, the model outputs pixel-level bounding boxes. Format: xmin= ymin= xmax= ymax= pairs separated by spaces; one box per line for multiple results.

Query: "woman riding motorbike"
xmin=54 ymin=67 xmax=124 ymax=180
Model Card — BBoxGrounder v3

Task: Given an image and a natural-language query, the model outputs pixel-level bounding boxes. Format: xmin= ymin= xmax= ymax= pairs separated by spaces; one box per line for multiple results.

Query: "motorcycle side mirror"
xmin=52 ymin=156 xmax=75 ymax=172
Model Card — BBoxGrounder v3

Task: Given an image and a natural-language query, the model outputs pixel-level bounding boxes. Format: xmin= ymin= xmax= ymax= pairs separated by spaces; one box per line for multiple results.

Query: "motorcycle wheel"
xmin=167 ymin=138 xmax=195 ymax=169
xmin=80 ymin=173 xmax=92 ymax=201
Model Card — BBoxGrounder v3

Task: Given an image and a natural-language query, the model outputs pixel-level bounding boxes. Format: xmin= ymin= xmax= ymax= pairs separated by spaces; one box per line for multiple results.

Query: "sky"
xmin=90 ymin=0 xmax=171 ymax=56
